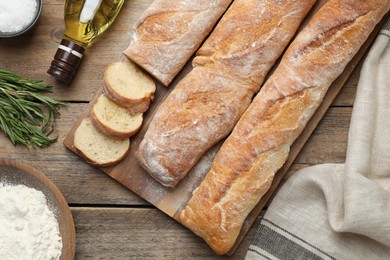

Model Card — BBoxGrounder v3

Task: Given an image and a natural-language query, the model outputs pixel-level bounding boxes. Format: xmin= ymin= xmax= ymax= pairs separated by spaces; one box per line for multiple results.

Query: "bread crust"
xmin=91 ymin=94 xmax=143 ymax=139
xmin=91 ymin=112 xmax=142 ymax=139
xmin=137 ymin=0 xmax=317 ymax=188
xmin=180 ymin=0 xmax=390 ymax=255
xmin=123 ymin=0 xmax=233 ymax=86
xmin=103 ymin=61 xmax=155 ymax=115
xmin=76 ymin=146 xmax=129 ymax=167
xmin=137 ymin=66 xmax=253 ymax=188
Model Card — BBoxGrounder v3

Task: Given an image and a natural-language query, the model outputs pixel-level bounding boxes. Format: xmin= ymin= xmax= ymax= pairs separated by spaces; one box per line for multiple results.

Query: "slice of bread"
xmin=74 ymin=118 xmax=130 ymax=166
xmin=91 ymin=94 xmax=143 ymax=138
xmin=103 ymin=61 xmax=156 ymax=115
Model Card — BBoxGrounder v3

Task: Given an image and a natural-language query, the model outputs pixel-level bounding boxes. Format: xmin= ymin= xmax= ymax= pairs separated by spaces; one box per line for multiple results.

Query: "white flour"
xmin=0 ymin=183 xmax=62 ymax=260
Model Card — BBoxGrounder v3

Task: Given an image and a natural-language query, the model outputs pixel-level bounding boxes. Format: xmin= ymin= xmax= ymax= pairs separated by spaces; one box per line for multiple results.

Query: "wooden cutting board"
xmin=63 ymin=1 xmax=389 ymax=255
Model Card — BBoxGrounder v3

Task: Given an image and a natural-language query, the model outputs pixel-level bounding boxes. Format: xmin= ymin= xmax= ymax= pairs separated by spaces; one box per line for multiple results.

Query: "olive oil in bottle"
xmin=48 ymin=0 xmax=125 ymax=83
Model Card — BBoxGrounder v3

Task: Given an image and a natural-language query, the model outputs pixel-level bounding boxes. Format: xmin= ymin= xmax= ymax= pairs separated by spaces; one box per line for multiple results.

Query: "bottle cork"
xmin=47 ymin=39 xmax=85 ymax=84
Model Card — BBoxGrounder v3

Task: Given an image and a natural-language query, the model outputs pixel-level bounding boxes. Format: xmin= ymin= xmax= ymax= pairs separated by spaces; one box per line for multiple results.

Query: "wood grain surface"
xmin=0 ymin=0 xmax=386 ymax=258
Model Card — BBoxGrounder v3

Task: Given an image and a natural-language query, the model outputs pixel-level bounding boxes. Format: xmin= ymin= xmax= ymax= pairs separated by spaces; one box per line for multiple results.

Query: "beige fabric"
xmin=246 ymin=18 xmax=390 ymax=259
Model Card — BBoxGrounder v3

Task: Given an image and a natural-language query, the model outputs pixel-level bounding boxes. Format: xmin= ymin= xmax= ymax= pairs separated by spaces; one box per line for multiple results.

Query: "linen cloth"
xmin=246 ymin=17 xmax=390 ymax=260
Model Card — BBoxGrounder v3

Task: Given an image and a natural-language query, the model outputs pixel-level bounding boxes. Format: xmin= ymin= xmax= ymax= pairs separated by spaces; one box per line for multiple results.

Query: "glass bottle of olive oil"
xmin=48 ymin=0 xmax=125 ymax=83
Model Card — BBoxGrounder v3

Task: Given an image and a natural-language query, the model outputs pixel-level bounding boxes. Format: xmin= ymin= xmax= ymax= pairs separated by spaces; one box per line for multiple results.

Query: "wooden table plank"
xmin=71 ymin=207 xmax=260 ymax=259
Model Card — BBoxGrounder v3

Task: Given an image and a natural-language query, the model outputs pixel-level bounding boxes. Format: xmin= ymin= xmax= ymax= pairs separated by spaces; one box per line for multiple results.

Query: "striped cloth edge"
xmin=247 ymin=218 xmax=336 ymax=260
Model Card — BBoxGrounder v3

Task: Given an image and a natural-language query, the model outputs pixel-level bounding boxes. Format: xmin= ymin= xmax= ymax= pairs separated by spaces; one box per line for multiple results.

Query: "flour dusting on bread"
xmin=180 ymin=0 xmax=390 ymax=255
xmin=124 ymin=0 xmax=233 ymax=86
xmin=137 ymin=0 xmax=318 ymax=189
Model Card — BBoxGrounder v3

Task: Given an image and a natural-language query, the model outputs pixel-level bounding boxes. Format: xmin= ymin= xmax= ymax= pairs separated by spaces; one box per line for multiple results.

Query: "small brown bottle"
xmin=48 ymin=0 xmax=125 ymax=83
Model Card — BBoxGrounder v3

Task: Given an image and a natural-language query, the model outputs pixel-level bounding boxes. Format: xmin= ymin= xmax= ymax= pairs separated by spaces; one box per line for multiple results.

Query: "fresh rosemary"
xmin=0 ymin=69 xmax=66 ymax=148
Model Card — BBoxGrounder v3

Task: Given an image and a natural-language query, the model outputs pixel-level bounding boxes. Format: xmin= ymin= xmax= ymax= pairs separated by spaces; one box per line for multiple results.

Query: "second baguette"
xmin=180 ymin=0 xmax=390 ymax=255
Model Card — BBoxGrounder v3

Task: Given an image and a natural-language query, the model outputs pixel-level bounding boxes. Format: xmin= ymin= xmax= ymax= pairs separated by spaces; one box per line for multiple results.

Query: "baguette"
xmin=91 ymin=94 xmax=143 ymax=138
xmin=74 ymin=118 xmax=130 ymax=167
xmin=180 ymin=0 xmax=390 ymax=255
xmin=123 ymin=0 xmax=233 ymax=86
xmin=137 ymin=0 xmax=317 ymax=188
xmin=103 ymin=61 xmax=156 ymax=115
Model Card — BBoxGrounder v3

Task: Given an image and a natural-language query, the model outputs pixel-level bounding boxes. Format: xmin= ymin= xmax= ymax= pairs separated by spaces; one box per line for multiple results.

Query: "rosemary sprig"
xmin=0 ymin=69 xmax=66 ymax=148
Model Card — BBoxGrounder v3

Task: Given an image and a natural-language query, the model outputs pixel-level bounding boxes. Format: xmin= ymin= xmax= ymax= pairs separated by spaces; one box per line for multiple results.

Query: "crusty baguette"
xmin=74 ymin=118 xmax=130 ymax=167
xmin=136 ymin=0 xmax=317 ymax=188
xmin=91 ymin=94 xmax=143 ymax=138
xmin=180 ymin=0 xmax=390 ymax=255
xmin=103 ymin=61 xmax=156 ymax=115
xmin=123 ymin=0 xmax=233 ymax=86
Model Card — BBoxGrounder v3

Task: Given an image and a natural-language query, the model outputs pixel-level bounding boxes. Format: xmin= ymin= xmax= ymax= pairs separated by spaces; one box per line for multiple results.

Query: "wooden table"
xmin=0 ymin=1 xmax=366 ymax=259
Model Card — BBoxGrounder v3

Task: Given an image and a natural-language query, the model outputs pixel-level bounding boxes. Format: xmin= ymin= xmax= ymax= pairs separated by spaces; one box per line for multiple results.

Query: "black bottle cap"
xmin=47 ymin=39 xmax=85 ymax=84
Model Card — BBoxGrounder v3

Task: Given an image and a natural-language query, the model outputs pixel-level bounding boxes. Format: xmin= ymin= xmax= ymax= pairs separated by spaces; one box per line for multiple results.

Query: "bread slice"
xmin=103 ymin=61 xmax=156 ymax=115
xmin=74 ymin=118 xmax=130 ymax=166
xmin=91 ymin=94 xmax=143 ymax=138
